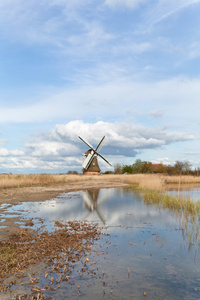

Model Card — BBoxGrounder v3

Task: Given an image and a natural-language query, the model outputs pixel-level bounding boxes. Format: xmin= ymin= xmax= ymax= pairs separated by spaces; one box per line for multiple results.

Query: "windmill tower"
xmin=82 ymin=189 xmax=106 ymax=224
xmin=78 ymin=136 xmax=112 ymax=175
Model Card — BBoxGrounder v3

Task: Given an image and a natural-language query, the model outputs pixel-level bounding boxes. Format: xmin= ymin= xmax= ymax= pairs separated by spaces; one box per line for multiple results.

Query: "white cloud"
xmin=0 ymin=139 xmax=7 ymax=146
xmin=0 ymin=148 xmax=9 ymax=157
xmin=113 ymin=42 xmax=153 ymax=56
xmin=149 ymin=110 xmax=163 ymax=119
xmin=0 ymin=0 xmax=112 ymax=54
xmin=26 ymin=141 xmax=80 ymax=157
xmin=0 ymin=76 xmax=199 ymax=124
xmin=152 ymin=157 xmax=172 ymax=165
xmin=146 ymin=0 xmax=200 ymax=27
xmin=54 ymin=120 xmax=195 ymax=150
xmin=0 ymin=148 xmax=24 ymax=157
xmin=105 ymin=0 xmax=145 ymax=9
xmin=0 ymin=120 xmax=196 ymax=172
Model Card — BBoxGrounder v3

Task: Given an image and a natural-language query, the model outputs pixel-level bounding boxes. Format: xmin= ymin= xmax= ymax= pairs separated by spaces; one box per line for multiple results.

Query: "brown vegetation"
xmin=0 ymin=221 xmax=102 ymax=298
xmin=1 ymin=173 xmax=200 ymax=191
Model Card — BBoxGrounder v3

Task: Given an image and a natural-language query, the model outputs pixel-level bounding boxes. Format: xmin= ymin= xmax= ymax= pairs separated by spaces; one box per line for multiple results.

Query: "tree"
xmin=182 ymin=160 xmax=192 ymax=174
xmin=132 ymin=159 xmax=143 ymax=173
xmin=114 ymin=163 xmax=122 ymax=174
xmin=122 ymin=165 xmax=134 ymax=174
xmin=140 ymin=161 xmax=153 ymax=173
xmin=174 ymin=161 xmax=185 ymax=174
xmin=174 ymin=160 xmax=192 ymax=175
xmin=67 ymin=170 xmax=78 ymax=174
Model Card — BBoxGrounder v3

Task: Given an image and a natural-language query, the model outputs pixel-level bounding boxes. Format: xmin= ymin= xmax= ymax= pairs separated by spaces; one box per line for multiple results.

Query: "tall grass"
xmin=119 ymin=174 xmax=200 ymax=190
xmin=0 ymin=174 xmax=90 ymax=189
xmin=0 ymin=173 xmax=200 ymax=190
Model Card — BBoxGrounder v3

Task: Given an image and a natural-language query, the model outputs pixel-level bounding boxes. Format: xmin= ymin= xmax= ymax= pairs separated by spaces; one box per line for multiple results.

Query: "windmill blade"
xmin=97 ymin=153 xmax=112 ymax=167
xmin=82 ymin=152 xmax=93 ymax=169
xmin=95 ymin=136 xmax=106 ymax=152
xmin=84 ymin=211 xmax=93 ymax=221
xmin=96 ymin=208 xmax=106 ymax=224
xmin=82 ymin=191 xmax=94 ymax=211
xmin=78 ymin=136 xmax=94 ymax=150
xmin=84 ymin=152 xmax=95 ymax=170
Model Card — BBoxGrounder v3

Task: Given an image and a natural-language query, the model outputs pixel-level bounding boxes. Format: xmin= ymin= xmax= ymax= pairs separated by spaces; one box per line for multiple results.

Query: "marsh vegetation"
xmin=1 ymin=173 xmax=200 ymax=189
xmin=0 ymin=221 xmax=103 ymax=299
xmin=1 ymin=174 xmax=200 ymax=299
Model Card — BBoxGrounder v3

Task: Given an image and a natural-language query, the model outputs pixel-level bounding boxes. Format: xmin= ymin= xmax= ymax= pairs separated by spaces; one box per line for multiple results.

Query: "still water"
xmin=1 ymin=187 xmax=200 ymax=299
xmin=166 ymin=185 xmax=200 ymax=202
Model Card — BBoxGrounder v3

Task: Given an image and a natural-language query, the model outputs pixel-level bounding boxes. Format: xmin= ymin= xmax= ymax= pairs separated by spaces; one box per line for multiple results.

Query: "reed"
xmin=0 ymin=174 xmax=89 ymax=189
xmin=141 ymin=189 xmax=200 ymax=216
xmin=139 ymin=189 xmax=200 ymax=247
xmin=0 ymin=173 xmax=200 ymax=190
xmin=164 ymin=175 xmax=200 ymax=184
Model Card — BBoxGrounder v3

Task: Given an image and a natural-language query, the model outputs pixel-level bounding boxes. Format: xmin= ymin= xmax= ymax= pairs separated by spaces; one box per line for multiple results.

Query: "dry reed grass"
xmin=164 ymin=175 xmax=200 ymax=184
xmin=0 ymin=174 xmax=89 ymax=189
xmin=121 ymin=174 xmax=200 ymax=190
xmin=0 ymin=173 xmax=200 ymax=190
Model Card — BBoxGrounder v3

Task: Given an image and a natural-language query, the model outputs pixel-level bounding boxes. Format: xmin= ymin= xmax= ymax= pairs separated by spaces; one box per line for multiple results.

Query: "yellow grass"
xmin=0 ymin=174 xmax=89 ymax=189
xmin=0 ymin=173 xmax=200 ymax=190
xmin=164 ymin=175 xmax=200 ymax=184
xmin=115 ymin=174 xmax=200 ymax=191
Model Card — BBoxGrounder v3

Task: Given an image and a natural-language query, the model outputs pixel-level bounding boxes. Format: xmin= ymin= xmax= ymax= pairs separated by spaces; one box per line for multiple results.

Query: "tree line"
xmin=112 ymin=159 xmax=200 ymax=176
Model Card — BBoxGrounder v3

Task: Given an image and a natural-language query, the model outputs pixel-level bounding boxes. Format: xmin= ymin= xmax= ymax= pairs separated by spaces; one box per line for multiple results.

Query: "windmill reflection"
xmin=82 ymin=189 xmax=107 ymax=224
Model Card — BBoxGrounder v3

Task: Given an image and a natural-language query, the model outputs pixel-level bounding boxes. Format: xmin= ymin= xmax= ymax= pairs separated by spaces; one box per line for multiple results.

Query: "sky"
xmin=0 ymin=0 xmax=200 ymax=173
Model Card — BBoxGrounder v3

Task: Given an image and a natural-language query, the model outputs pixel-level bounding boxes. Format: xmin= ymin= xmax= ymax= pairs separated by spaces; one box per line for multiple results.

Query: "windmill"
xmin=82 ymin=189 xmax=106 ymax=224
xmin=78 ymin=136 xmax=112 ymax=175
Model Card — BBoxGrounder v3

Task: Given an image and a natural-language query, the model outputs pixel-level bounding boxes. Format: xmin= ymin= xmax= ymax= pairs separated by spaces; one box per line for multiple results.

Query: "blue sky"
xmin=0 ymin=0 xmax=200 ymax=173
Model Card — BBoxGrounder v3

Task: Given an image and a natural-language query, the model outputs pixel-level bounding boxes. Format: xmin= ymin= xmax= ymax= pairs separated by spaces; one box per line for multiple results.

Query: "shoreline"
xmin=0 ymin=179 xmax=128 ymax=205
xmin=0 ymin=179 xmax=128 ymax=241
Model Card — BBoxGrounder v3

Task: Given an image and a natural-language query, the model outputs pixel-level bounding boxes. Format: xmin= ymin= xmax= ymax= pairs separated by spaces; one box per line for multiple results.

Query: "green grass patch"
xmin=0 ymin=245 xmax=20 ymax=267
xmin=132 ymin=185 xmax=200 ymax=218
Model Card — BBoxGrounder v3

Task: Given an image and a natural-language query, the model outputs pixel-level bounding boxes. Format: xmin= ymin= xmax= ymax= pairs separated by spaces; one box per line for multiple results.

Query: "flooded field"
xmin=1 ymin=187 xmax=200 ymax=299
xmin=166 ymin=185 xmax=200 ymax=202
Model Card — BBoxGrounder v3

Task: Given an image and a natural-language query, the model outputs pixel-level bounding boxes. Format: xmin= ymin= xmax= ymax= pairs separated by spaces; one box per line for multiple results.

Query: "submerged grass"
xmin=140 ymin=189 xmax=200 ymax=217
xmin=132 ymin=186 xmax=200 ymax=247
xmin=125 ymin=174 xmax=200 ymax=246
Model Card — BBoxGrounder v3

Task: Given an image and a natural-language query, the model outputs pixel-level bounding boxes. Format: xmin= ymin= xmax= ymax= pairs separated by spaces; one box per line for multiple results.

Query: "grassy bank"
xmin=1 ymin=173 xmax=200 ymax=189
xmin=0 ymin=174 xmax=90 ymax=189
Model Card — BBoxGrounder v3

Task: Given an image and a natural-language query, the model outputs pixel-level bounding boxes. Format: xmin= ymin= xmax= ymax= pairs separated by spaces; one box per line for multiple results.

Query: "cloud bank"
xmin=0 ymin=120 xmax=195 ymax=172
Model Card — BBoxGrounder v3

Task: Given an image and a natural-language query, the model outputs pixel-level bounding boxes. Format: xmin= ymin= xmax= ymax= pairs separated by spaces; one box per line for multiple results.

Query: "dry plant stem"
xmin=1 ymin=174 xmax=200 ymax=190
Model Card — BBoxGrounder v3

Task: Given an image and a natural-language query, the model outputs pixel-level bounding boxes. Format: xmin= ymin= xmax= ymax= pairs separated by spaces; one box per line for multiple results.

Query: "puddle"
xmin=165 ymin=185 xmax=200 ymax=202
xmin=0 ymin=187 xmax=200 ymax=299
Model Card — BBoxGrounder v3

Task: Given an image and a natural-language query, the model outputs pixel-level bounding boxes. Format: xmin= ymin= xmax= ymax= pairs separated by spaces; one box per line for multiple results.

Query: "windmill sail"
xmin=79 ymin=135 xmax=112 ymax=174
xmin=78 ymin=136 xmax=94 ymax=150
xmin=97 ymin=152 xmax=112 ymax=166
xmin=95 ymin=136 xmax=106 ymax=152
xmin=82 ymin=152 xmax=93 ymax=169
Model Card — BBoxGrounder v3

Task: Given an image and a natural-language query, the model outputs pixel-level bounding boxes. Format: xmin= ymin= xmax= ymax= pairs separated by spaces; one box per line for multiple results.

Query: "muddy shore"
xmin=0 ymin=179 xmax=128 ymax=299
xmin=0 ymin=179 xmax=128 ymax=241
xmin=0 ymin=178 xmax=128 ymax=205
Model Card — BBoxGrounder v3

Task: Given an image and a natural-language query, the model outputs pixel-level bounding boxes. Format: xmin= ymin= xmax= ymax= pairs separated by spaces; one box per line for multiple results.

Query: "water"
xmin=1 ymin=187 xmax=200 ymax=299
xmin=165 ymin=185 xmax=200 ymax=201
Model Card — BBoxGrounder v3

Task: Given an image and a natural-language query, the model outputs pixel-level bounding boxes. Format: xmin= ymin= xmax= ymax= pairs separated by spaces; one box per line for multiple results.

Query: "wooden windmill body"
xmin=83 ymin=150 xmax=101 ymax=174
